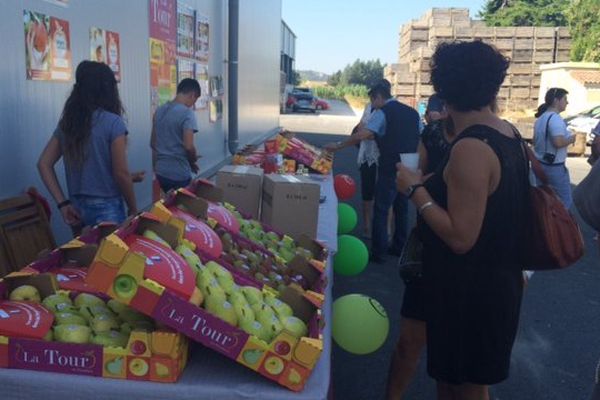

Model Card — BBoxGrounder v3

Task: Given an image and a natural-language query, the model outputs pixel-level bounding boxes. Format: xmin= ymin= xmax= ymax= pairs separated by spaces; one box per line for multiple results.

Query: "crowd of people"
xmin=33 ymin=42 xmax=599 ymax=400
xmin=37 ymin=60 xmax=202 ymax=235
xmin=328 ymin=40 xmax=599 ymax=400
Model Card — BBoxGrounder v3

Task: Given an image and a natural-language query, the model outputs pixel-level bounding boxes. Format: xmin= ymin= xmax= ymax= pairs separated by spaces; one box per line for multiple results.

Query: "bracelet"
xmin=418 ymin=201 xmax=434 ymax=214
xmin=57 ymin=200 xmax=71 ymax=209
xmin=406 ymin=184 xmax=425 ymax=199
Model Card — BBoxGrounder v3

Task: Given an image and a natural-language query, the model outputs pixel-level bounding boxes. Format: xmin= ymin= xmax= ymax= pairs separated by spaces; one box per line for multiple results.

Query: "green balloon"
xmin=333 ymin=294 xmax=389 ymax=355
xmin=334 ymin=235 xmax=368 ymax=276
xmin=337 ymin=203 xmax=357 ymax=234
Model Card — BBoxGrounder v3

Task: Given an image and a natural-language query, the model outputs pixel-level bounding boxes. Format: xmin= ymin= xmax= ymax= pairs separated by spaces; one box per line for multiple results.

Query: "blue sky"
xmin=282 ymin=0 xmax=487 ymax=74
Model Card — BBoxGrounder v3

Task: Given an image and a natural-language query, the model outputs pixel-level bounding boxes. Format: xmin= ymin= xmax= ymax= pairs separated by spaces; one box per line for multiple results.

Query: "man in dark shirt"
xmin=328 ymin=82 xmax=420 ymax=262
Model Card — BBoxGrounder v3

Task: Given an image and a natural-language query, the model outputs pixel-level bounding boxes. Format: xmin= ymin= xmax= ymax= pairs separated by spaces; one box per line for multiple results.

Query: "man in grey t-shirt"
xmin=151 ymin=78 xmax=201 ymax=193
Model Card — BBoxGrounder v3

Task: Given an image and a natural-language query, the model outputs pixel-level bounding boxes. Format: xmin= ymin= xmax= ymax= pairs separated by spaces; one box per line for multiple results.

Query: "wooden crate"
xmin=557 ymin=39 xmax=572 ymax=50
xmin=512 ymin=49 xmax=534 ymax=62
xmin=556 ymin=50 xmax=571 ymax=62
xmin=495 ymin=39 xmax=514 ymax=51
xmin=429 ymin=26 xmax=453 ymax=39
xmin=510 ymin=63 xmax=533 ymax=75
xmin=533 ymin=49 xmax=554 ymax=63
xmin=534 ymin=38 xmax=555 ymax=50
xmin=395 ymin=84 xmax=415 ymax=96
xmin=495 ymin=27 xmax=517 ymax=38
xmin=557 ymin=27 xmax=571 ymax=38
xmin=510 ymin=74 xmax=533 ymax=87
xmin=515 ymin=27 xmax=535 ymax=37
xmin=511 ymin=87 xmax=531 ymax=99
xmin=498 ymin=87 xmax=510 ymax=98
xmin=454 ymin=26 xmax=473 ymax=39
xmin=0 ymin=193 xmax=56 ymax=278
xmin=514 ymin=39 xmax=534 ymax=50
xmin=534 ymin=27 xmax=556 ymax=38
xmin=473 ymin=27 xmax=495 ymax=38
xmin=417 ymin=84 xmax=434 ymax=97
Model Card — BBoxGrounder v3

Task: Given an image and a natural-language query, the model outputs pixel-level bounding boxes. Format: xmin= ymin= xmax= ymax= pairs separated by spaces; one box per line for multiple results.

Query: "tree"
xmin=567 ymin=0 xmax=600 ymax=62
xmin=291 ymin=70 xmax=301 ymax=86
xmin=327 ymin=70 xmax=342 ymax=86
xmin=328 ymin=59 xmax=385 ymax=87
xmin=479 ymin=0 xmax=569 ymax=27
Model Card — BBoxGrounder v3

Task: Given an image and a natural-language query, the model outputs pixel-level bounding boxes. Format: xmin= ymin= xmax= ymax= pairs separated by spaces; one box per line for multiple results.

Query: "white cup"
xmin=399 ymin=153 xmax=420 ymax=171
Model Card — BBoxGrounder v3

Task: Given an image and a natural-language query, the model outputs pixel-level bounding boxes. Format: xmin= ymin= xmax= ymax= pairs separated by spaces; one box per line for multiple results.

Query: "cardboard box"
xmin=0 ymin=273 xmax=189 ymax=383
xmin=216 ymin=165 xmax=264 ymax=219
xmin=261 ymin=175 xmax=320 ymax=240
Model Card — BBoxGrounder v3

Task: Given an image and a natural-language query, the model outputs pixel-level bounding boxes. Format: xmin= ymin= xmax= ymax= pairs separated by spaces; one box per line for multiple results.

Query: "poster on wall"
xmin=195 ymin=13 xmax=209 ymax=62
xmin=90 ymin=27 xmax=122 ymax=81
xmin=177 ymin=59 xmax=194 ymax=81
xmin=194 ymin=62 xmax=209 ymax=110
xmin=149 ymin=0 xmax=177 ymax=112
xmin=176 ymin=2 xmax=195 ymax=58
xmin=24 ymin=10 xmax=72 ymax=81
xmin=209 ymin=99 xmax=223 ymax=123
xmin=209 ymin=75 xmax=224 ymax=97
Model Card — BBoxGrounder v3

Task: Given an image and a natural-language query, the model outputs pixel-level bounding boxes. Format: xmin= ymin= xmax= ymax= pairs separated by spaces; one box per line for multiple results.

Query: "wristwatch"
xmin=406 ymin=184 xmax=424 ymax=199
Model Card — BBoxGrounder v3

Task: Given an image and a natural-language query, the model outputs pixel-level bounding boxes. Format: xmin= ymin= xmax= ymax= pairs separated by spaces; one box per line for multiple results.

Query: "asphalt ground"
xmin=289 ymin=122 xmax=600 ymax=400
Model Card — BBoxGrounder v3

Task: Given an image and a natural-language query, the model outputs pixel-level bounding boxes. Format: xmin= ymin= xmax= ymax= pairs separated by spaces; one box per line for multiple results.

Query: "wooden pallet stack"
xmin=384 ymin=8 xmax=573 ymax=113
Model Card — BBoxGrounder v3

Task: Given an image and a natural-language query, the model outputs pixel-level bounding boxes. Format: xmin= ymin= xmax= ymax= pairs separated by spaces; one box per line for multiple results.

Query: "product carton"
xmin=0 ymin=273 xmax=189 ymax=383
xmin=85 ymin=229 xmax=325 ymax=391
xmin=261 ymin=174 xmax=320 ymax=240
xmin=216 ymin=165 xmax=264 ymax=219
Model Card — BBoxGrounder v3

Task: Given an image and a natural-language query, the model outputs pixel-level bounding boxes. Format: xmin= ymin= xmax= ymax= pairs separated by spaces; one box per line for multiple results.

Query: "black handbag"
xmin=398 ymin=228 xmax=423 ymax=283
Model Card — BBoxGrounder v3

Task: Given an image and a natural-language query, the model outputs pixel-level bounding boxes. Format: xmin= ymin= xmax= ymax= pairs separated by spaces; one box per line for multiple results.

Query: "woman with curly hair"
xmin=38 ymin=61 xmax=141 ymax=234
xmin=396 ymin=41 xmax=531 ymax=400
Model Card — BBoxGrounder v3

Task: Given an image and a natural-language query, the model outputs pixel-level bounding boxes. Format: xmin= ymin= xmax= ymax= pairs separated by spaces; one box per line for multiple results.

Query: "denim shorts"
xmin=156 ymin=174 xmax=191 ymax=193
xmin=71 ymin=195 xmax=126 ymax=227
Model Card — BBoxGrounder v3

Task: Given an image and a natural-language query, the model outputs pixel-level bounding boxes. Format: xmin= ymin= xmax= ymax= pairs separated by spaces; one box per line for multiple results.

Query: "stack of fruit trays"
xmin=274 ymin=134 xmax=333 ymax=175
xmin=0 ymin=272 xmax=189 ymax=383
xmin=85 ymin=210 xmax=325 ymax=391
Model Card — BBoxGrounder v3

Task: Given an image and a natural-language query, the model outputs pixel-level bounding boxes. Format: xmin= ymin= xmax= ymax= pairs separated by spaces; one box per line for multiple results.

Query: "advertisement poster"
xmin=149 ymin=0 xmax=177 ymax=112
xmin=24 ymin=10 xmax=72 ymax=81
xmin=195 ymin=13 xmax=209 ymax=62
xmin=177 ymin=59 xmax=194 ymax=81
xmin=90 ymin=28 xmax=121 ymax=81
xmin=176 ymin=2 xmax=195 ymax=58
xmin=209 ymin=99 xmax=222 ymax=123
xmin=209 ymin=75 xmax=224 ymax=97
xmin=194 ymin=62 xmax=209 ymax=110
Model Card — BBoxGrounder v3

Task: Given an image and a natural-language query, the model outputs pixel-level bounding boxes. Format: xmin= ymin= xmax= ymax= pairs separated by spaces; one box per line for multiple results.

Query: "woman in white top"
xmin=533 ymin=88 xmax=576 ymax=209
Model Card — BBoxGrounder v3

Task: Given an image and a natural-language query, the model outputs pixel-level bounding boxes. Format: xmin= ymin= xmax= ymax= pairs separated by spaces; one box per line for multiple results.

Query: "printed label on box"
xmin=9 ymin=338 xmax=102 ymax=376
xmin=170 ymin=208 xmax=223 ymax=258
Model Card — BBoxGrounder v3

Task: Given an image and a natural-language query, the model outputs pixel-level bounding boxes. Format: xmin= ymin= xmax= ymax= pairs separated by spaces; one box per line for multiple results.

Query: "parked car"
xmin=315 ymin=98 xmax=329 ymax=110
xmin=565 ymin=105 xmax=600 ymax=143
xmin=290 ymin=92 xmax=317 ymax=113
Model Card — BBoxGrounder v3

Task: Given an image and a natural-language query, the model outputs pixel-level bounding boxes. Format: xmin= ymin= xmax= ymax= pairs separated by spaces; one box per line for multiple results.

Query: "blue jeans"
xmin=71 ymin=195 xmax=126 ymax=227
xmin=540 ymin=163 xmax=573 ymax=210
xmin=371 ymin=170 xmax=409 ymax=257
xmin=156 ymin=174 xmax=191 ymax=193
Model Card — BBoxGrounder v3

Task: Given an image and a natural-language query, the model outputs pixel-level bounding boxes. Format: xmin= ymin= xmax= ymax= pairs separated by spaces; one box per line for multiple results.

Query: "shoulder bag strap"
xmin=511 ymin=123 xmax=550 ymax=186
xmin=544 ymin=113 xmax=555 ymax=158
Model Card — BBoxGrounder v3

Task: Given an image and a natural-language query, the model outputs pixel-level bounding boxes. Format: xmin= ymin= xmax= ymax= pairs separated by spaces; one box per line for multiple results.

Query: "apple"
xmin=107 ymin=299 xmax=128 ymax=315
xmin=228 ymin=291 xmax=248 ymax=308
xmin=54 ymin=312 xmax=87 ymax=326
xmin=264 ymin=296 xmax=293 ymax=319
xmin=241 ymin=286 xmax=263 ymax=305
xmin=90 ymin=314 xmax=120 ymax=333
xmin=264 ymin=355 xmax=285 ymax=375
xmin=79 ymin=305 xmax=114 ymax=321
xmin=155 ymin=362 xmax=170 ymax=377
xmin=239 ymin=320 xmax=272 ymax=343
xmin=142 ymin=229 xmax=171 ymax=249
xmin=200 ymin=279 xmax=227 ymax=304
xmin=54 ymin=324 xmax=92 ymax=344
xmin=255 ymin=304 xmax=276 ymax=326
xmin=91 ymin=330 xmax=128 ymax=347
xmin=176 ymin=244 xmax=202 ymax=274
xmin=74 ymin=293 xmax=105 ymax=309
xmin=217 ymin=276 xmax=239 ymax=295
xmin=131 ymin=320 xmax=155 ymax=332
xmin=233 ymin=301 xmax=255 ymax=325
xmin=9 ymin=285 xmax=41 ymax=303
xmin=205 ymin=298 xmax=238 ymax=326
xmin=282 ymin=316 xmax=308 ymax=338
xmin=205 ymin=261 xmax=233 ymax=282
xmin=264 ymin=314 xmax=284 ymax=338
xmin=42 ymin=294 xmax=72 ymax=311
xmin=120 ymin=322 xmax=133 ymax=335
xmin=287 ymin=368 xmax=302 ymax=385
xmin=129 ymin=358 xmax=149 ymax=377
xmin=118 ymin=308 xmax=151 ymax=324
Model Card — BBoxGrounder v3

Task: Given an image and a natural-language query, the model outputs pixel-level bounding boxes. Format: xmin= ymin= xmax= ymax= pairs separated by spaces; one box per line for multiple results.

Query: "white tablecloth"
xmin=0 ymin=174 xmax=337 ymax=400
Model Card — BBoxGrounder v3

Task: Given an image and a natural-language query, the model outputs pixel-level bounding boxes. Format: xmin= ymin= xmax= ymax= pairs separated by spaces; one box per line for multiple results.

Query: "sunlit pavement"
xmin=291 ymin=120 xmax=598 ymax=399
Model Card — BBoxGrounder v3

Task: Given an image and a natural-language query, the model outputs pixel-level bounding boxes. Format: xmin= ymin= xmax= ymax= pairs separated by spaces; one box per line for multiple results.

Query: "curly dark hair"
xmin=59 ymin=61 xmax=123 ymax=167
xmin=430 ymin=41 xmax=509 ymax=112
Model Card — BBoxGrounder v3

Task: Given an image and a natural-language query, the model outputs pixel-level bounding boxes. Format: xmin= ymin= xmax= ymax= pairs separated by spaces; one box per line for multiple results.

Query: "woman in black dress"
xmin=396 ymin=41 xmax=531 ymax=399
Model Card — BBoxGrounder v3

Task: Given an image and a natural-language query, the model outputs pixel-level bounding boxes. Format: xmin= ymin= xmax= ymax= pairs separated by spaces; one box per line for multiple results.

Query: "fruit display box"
xmin=273 ymin=134 xmax=333 ymax=175
xmin=84 ymin=213 xmax=326 ymax=391
xmin=0 ymin=273 xmax=189 ymax=383
xmin=157 ymin=188 xmax=328 ymax=294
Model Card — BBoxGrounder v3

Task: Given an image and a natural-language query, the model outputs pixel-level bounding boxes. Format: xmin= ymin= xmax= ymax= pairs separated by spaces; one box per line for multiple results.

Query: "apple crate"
xmin=154 ymin=189 xmax=328 ymax=294
xmin=85 ymin=216 xmax=325 ymax=391
xmin=275 ymin=134 xmax=333 ymax=175
xmin=0 ymin=273 xmax=189 ymax=383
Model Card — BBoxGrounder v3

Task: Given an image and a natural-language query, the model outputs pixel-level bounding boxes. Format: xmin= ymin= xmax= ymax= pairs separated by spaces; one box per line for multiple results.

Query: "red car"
xmin=315 ymin=98 xmax=329 ymax=110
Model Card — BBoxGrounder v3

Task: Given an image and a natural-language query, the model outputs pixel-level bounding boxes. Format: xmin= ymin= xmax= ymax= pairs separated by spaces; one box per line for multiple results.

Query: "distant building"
xmin=539 ymin=62 xmax=600 ymax=114
xmin=281 ymin=20 xmax=297 ymax=85
xmin=385 ymin=8 xmax=573 ymax=113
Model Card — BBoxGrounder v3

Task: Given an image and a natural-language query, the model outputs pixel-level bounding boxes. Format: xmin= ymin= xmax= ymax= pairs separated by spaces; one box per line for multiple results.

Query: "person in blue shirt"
xmin=327 ymin=82 xmax=420 ymax=262
xmin=38 ymin=61 xmax=143 ymax=234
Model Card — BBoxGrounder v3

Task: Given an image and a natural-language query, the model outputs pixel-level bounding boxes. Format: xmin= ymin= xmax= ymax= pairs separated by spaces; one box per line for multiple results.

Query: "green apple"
xmin=176 ymin=244 xmax=202 ymax=274
xmin=42 ymin=294 xmax=72 ymax=311
xmin=107 ymin=299 xmax=128 ymax=315
xmin=241 ymin=286 xmax=263 ymax=305
xmin=206 ymin=261 xmax=233 ymax=282
xmin=131 ymin=320 xmax=155 ymax=332
xmin=54 ymin=324 xmax=92 ymax=344
xmin=264 ymin=296 xmax=293 ymax=319
xmin=264 ymin=314 xmax=284 ymax=339
xmin=239 ymin=320 xmax=272 ymax=343
xmin=9 ymin=285 xmax=41 ymax=303
xmin=217 ymin=276 xmax=239 ymax=295
xmin=228 ymin=291 xmax=248 ymax=308
xmin=43 ymin=330 xmax=54 ymax=341
xmin=199 ymin=278 xmax=226 ymax=302
xmin=281 ymin=316 xmax=308 ymax=338
xmin=205 ymin=298 xmax=238 ymax=326
xmin=74 ymin=293 xmax=105 ymax=309
xmin=79 ymin=305 xmax=114 ymax=321
xmin=118 ymin=308 xmax=151 ymax=324
xmin=120 ymin=321 xmax=133 ymax=335
xmin=91 ymin=330 xmax=129 ymax=347
xmin=55 ymin=312 xmax=87 ymax=326
xmin=90 ymin=314 xmax=120 ymax=333
xmin=142 ymin=229 xmax=172 ymax=249
xmin=233 ymin=301 xmax=255 ymax=325
xmin=255 ymin=304 xmax=276 ymax=326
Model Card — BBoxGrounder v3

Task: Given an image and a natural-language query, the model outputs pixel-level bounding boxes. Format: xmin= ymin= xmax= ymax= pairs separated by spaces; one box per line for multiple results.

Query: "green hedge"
xmin=313 ymin=85 xmax=368 ymax=100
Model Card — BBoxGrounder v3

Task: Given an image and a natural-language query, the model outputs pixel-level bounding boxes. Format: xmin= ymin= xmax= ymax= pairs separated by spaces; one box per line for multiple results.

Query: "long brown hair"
xmin=58 ymin=61 xmax=123 ymax=167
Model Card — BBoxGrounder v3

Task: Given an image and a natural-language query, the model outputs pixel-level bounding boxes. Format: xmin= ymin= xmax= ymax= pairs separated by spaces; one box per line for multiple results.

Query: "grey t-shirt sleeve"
xmin=366 ymin=110 xmax=386 ymax=137
xmin=548 ymin=114 xmax=570 ymax=138
xmin=109 ymin=115 xmax=128 ymax=141
xmin=183 ymin=109 xmax=198 ymax=133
